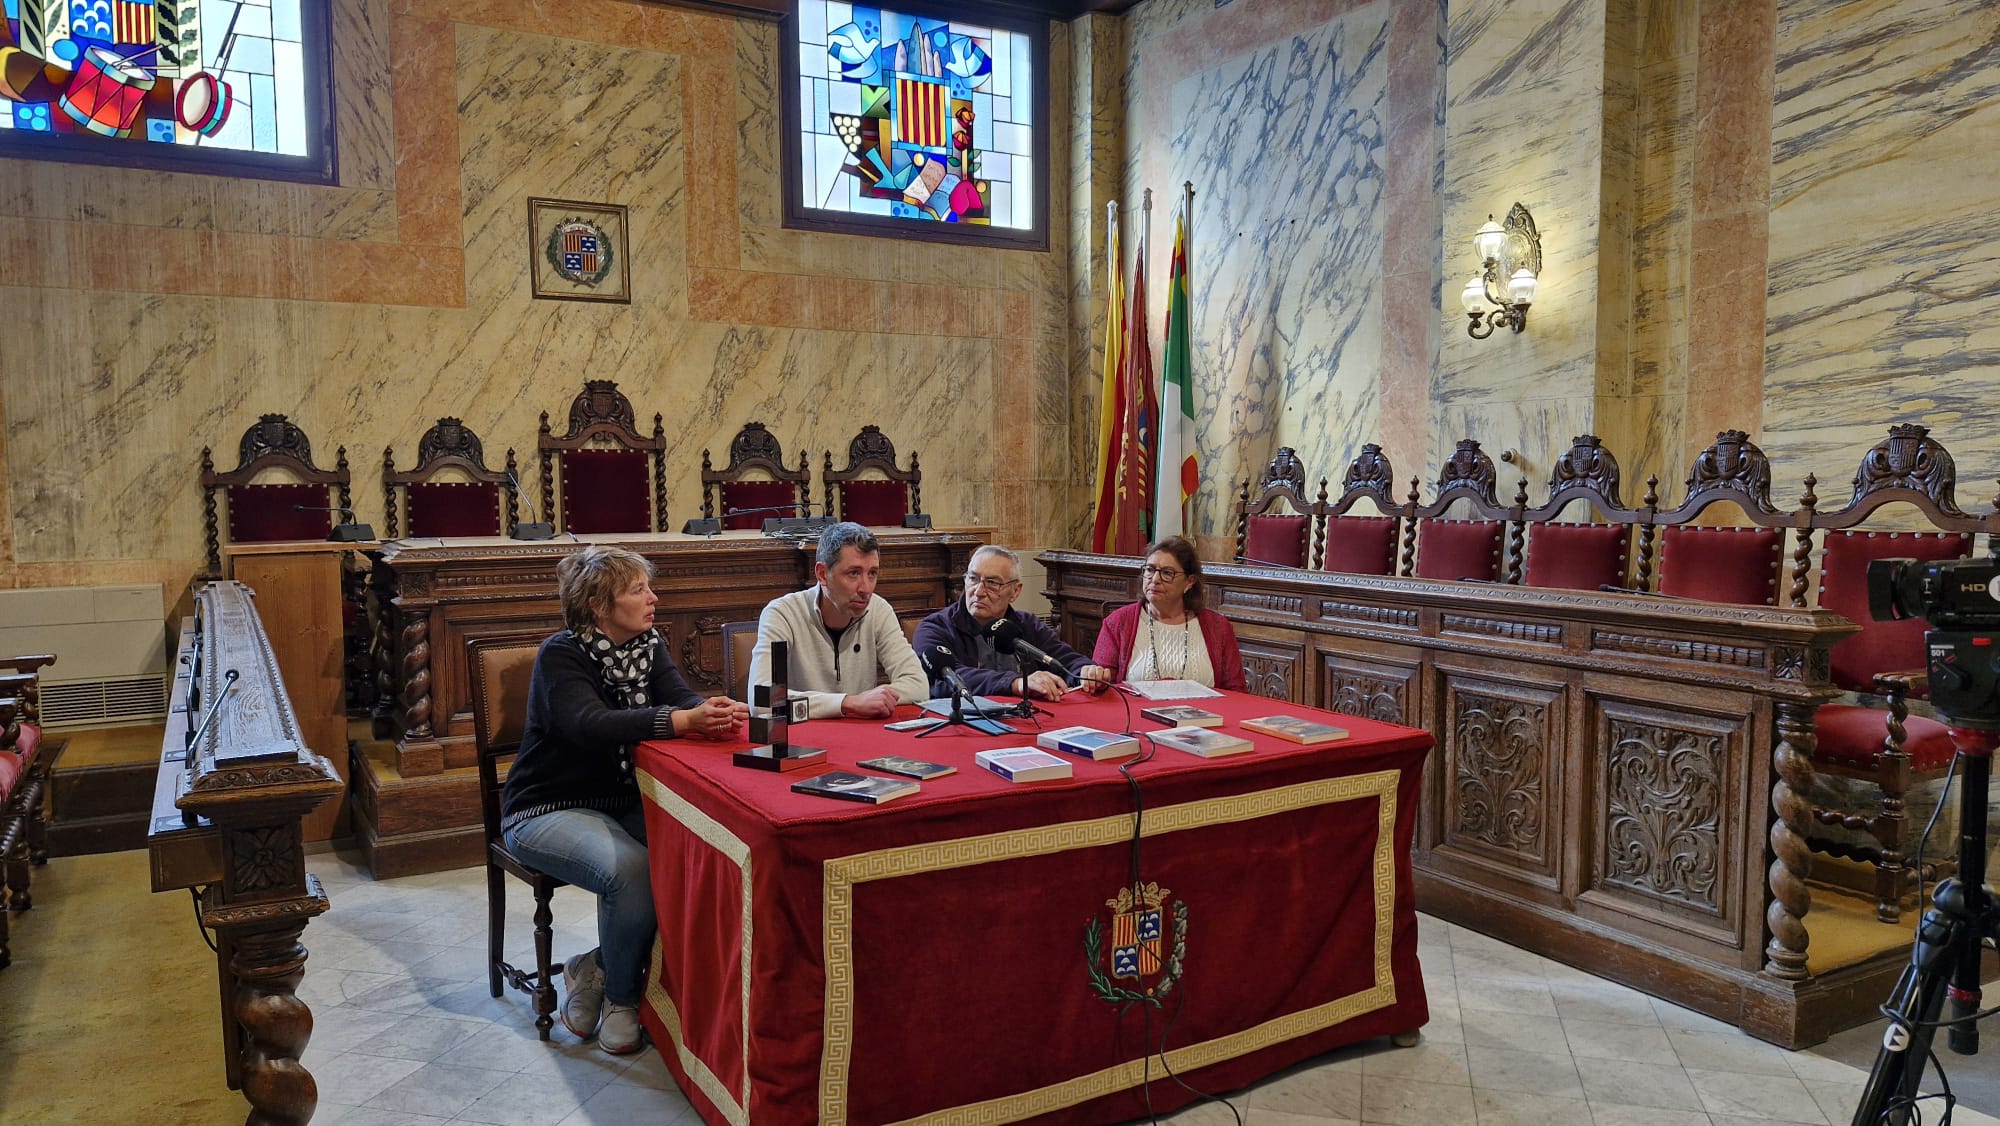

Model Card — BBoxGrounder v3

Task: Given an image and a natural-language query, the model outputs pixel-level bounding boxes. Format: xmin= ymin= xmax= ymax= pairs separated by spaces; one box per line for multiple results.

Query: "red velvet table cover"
xmin=636 ymin=691 xmax=1432 ymax=1126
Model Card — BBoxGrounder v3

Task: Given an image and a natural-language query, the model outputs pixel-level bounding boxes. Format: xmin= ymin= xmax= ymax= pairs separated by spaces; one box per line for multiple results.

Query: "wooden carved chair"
xmin=537 ymin=381 xmax=667 ymax=534
xmin=0 ymin=654 xmax=59 ymax=877
xmin=702 ymin=422 xmax=812 ymax=531
xmin=1516 ymin=435 xmax=1637 ymax=592
xmin=1235 ymin=447 xmax=1320 ymax=568
xmin=823 ymin=425 xmax=922 ymax=526
xmin=1648 ymin=430 xmax=1791 ymax=606
xmin=383 ymin=417 xmax=521 ymax=539
xmin=470 ymin=634 xmax=569 ymax=1040
xmin=1800 ymin=424 xmax=1988 ymax=921
xmin=1316 ymin=443 xmax=1402 ymax=576
xmin=200 ymin=414 xmax=355 ymax=576
xmin=0 ymin=696 xmax=23 ymax=967
xmin=1404 ymin=439 xmax=1509 ymax=582
xmin=720 ymin=620 xmax=759 ymax=699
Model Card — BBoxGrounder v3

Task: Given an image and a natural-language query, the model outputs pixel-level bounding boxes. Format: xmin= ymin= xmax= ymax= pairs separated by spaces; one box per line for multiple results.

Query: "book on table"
xmin=975 ymin=747 xmax=1073 ymax=782
xmin=1148 ymin=726 xmax=1253 ymax=758
xmin=1139 ymin=704 xmax=1224 ymax=728
xmin=1035 ymin=725 xmax=1141 ymax=761
xmin=1122 ymin=678 xmax=1224 ymax=700
xmin=1240 ymin=715 xmax=1351 ymax=745
xmin=856 ymin=754 xmax=956 ymax=780
xmin=790 ymin=771 xmax=920 ymax=803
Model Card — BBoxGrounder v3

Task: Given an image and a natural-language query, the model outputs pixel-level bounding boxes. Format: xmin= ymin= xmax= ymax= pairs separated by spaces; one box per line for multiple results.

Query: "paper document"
xmin=1122 ymin=679 xmax=1224 ymax=700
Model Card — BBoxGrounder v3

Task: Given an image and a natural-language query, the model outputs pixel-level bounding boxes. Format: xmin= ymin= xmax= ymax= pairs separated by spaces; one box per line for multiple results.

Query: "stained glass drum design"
xmin=175 ymin=72 xmax=234 ymax=137
xmin=57 ymin=47 xmax=154 ymax=138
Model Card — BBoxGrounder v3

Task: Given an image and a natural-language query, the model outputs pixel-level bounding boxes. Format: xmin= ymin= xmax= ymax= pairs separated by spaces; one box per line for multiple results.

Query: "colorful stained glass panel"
xmin=793 ymin=1 xmax=1037 ymax=231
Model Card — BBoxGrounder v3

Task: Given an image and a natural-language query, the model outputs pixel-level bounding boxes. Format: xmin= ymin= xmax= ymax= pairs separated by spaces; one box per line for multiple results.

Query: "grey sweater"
xmin=748 ymin=587 xmax=927 ymax=719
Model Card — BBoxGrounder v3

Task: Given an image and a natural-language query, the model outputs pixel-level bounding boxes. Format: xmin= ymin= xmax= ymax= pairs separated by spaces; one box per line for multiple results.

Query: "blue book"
xmin=975 ymin=748 xmax=1073 ymax=782
xmin=1035 ymin=725 xmax=1141 ymax=761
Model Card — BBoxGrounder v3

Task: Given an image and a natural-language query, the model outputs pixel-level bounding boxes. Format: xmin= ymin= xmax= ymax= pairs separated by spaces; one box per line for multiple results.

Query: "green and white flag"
xmin=1154 ymin=190 xmax=1197 ymax=538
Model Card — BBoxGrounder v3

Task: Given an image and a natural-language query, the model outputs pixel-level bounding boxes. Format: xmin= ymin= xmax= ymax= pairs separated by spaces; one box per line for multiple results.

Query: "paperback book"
xmin=856 ymin=755 xmax=957 ymax=780
xmin=1149 ymin=726 xmax=1253 ymax=759
xmin=790 ymin=771 xmax=920 ymax=804
xmin=1139 ymin=704 xmax=1224 ymax=729
xmin=1241 ymin=715 xmax=1351 ymax=745
xmin=1035 ymin=725 xmax=1141 ymax=761
xmin=975 ymin=747 xmax=1073 ymax=782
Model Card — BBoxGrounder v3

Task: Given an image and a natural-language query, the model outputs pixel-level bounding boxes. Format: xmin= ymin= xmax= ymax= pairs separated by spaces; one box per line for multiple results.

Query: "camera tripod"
xmin=1850 ymin=723 xmax=1997 ymax=1125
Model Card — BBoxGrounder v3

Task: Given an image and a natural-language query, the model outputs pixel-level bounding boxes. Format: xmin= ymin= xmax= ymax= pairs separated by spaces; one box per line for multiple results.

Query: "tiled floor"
xmin=299 ymin=851 xmax=2000 ymax=1126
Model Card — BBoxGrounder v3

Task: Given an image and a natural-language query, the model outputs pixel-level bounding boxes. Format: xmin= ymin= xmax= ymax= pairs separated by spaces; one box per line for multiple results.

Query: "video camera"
xmin=1867 ymin=552 xmax=2000 ymax=728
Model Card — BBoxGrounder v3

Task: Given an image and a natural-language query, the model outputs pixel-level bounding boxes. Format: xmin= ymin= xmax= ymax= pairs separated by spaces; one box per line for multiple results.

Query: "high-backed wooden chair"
xmin=823 ymin=425 xmax=922 ymax=526
xmin=0 ymin=696 xmax=25 ymax=967
xmin=537 ymin=381 xmax=667 ymax=535
xmin=470 ymin=634 xmax=568 ymax=1040
xmin=1316 ymin=444 xmax=1403 ymax=576
xmin=1517 ymin=435 xmax=1636 ymax=592
xmin=1800 ymin=424 xmax=1987 ymax=921
xmin=1404 ymin=439 xmax=1509 ymax=582
xmin=721 ymin=621 xmax=759 ymax=699
xmin=702 ymin=422 xmax=812 ymax=531
xmin=0 ymin=654 xmax=59 ymax=877
xmin=200 ymin=414 xmax=354 ymax=576
xmin=1235 ymin=447 xmax=1319 ymax=568
xmin=1648 ymin=430 xmax=1791 ymax=605
xmin=383 ymin=417 xmax=520 ymax=539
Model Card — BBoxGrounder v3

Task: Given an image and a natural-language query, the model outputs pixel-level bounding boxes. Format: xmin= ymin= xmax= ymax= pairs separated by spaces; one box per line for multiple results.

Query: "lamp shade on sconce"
xmin=1473 ymin=217 xmax=1507 ymax=263
xmin=1461 ymin=276 xmax=1490 ymax=314
xmin=1508 ymin=269 xmax=1538 ymax=306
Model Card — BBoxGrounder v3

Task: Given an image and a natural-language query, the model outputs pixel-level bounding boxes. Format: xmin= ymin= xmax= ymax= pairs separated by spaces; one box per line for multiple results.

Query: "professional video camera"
xmin=1851 ymin=551 xmax=2000 ymax=1125
xmin=1866 ymin=553 xmax=2000 ymax=726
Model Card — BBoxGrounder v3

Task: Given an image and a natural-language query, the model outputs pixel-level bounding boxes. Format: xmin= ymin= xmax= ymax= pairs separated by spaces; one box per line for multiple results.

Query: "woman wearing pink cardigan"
xmin=1090 ymin=536 xmax=1247 ymax=692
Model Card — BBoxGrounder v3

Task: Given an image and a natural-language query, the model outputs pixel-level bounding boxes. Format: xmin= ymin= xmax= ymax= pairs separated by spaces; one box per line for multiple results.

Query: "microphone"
xmin=984 ymin=618 xmax=1076 ymax=685
xmin=183 ymin=668 xmax=240 ymax=769
xmin=506 ymin=469 xmax=556 ymax=540
xmin=291 ymin=504 xmax=375 ymax=542
xmin=920 ymin=645 xmax=973 ymax=699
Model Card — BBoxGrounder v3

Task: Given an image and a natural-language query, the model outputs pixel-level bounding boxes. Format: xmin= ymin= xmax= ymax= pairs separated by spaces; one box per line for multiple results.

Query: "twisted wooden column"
xmin=204 ymin=888 xmax=329 ymax=1126
xmin=1765 ymin=699 xmax=1818 ymax=979
xmin=400 ymin=609 xmax=433 ymax=740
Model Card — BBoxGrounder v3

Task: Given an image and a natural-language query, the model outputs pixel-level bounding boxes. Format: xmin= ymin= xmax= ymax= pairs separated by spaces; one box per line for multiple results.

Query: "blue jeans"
xmin=503 ymin=804 xmax=655 ymax=1005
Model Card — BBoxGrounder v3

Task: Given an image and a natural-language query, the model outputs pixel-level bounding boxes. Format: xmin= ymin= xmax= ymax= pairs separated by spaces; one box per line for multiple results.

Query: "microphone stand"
xmin=291 ymin=504 xmax=375 ymax=543
xmin=914 ymin=659 xmax=1010 ymax=738
xmin=506 ymin=469 xmax=556 ymax=540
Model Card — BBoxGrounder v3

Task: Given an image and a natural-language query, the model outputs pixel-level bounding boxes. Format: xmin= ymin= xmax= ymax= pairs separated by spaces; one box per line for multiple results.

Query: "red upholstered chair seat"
xmin=0 ymin=750 xmax=18 ymax=803
xmin=1658 ymin=525 xmax=1784 ymax=605
xmin=1243 ymin=514 xmax=1309 ymax=568
xmin=720 ymin=480 xmax=803 ymax=530
xmin=838 ymin=480 xmax=910 ymax=526
xmin=1322 ymin=515 xmax=1397 ymax=576
xmin=226 ymin=483 xmax=334 ymax=542
xmin=561 ymin=449 xmax=652 ymax=534
xmin=1820 ymin=531 xmax=1969 ymax=693
xmin=406 ymin=482 xmax=503 ymax=538
xmin=9 ymin=722 xmax=39 ymax=770
xmin=1414 ymin=519 xmax=1503 ymax=582
xmin=1524 ymin=522 xmax=1629 ymax=591
xmin=1814 ymin=704 xmax=1957 ymax=771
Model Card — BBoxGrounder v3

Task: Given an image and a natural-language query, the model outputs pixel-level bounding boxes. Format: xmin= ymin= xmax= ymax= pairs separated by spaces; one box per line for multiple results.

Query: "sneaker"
xmin=598 ymin=1000 xmax=644 ymax=1055
xmin=561 ymin=950 xmax=605 ymax=1039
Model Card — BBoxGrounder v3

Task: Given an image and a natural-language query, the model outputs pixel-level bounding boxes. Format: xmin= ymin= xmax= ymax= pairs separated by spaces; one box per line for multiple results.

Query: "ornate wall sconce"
xmin=1459 ymin=203 xmax=1541 ymax=338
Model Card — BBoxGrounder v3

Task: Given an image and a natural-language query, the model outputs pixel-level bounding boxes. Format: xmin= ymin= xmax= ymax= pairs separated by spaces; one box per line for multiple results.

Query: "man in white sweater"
xmin=749 ymin=522 xmax=927 ymax=719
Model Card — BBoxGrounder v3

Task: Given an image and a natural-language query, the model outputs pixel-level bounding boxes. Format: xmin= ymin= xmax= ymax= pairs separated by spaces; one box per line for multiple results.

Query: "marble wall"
xmin=0 ymin=0 xmax=1074 ymax=605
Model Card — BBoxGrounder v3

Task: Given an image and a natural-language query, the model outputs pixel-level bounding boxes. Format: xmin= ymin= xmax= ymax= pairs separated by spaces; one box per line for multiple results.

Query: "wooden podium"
xmin=222 ymin=540 xmax=362 ymax=841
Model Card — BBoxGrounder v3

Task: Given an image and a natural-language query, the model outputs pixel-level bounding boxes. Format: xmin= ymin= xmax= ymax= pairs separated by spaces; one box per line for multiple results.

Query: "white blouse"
xmin=1126 ymin=612 xmax=1215 ymax=686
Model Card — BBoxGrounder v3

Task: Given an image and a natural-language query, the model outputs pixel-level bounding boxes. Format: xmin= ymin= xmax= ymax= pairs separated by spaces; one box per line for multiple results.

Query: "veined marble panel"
xmin=1165 ymin=8 xmax=1390 ymax=536
xmin=1765 ymin=0 xmax=2000 ymax=483
xmin=1436 ymin=0 xmax=1608 ymax=474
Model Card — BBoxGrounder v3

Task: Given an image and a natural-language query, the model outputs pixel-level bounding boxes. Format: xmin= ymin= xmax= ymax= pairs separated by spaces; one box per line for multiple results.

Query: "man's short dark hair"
xmin=816 ymin=521 xmax=880 ymax=567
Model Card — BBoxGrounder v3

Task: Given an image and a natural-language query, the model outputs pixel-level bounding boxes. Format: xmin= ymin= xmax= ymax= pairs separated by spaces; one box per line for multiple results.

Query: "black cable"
xmin=1150 ymin=969 xmax=1245 ymax=1124
xmin=1910 ymin=752 xmax=1961 ymax=911
xmin=188 ymin=886 xmax=218 ymax=953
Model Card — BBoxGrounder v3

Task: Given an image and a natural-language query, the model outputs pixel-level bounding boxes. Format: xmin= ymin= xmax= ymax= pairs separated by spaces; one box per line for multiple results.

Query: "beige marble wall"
xmin=1765 ymin=0 xmax=2000 ymax=494
xmin=0 ymin=0 xmax=1074 ymax=603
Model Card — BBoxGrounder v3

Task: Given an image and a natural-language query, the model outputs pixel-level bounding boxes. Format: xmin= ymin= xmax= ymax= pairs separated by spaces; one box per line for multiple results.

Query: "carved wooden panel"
xmin=1442 ymin=676 xmax=1558 ymax=875
xmin=1585 ymin=699 xmax=1742 ymax=933
xmin=1317 ymin=652 xmax=1417 ymax=726
xmin=1238 ymin=639 xmax=1301 ymax=702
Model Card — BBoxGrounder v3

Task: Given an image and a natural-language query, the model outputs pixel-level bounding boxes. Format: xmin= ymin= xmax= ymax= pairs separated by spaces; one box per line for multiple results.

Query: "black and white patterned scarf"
xmin=575 ymin=627 xmax=657 ymax=708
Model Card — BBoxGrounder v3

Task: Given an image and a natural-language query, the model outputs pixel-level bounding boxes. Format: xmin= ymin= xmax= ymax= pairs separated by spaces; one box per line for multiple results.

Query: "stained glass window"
xmin=0 ymin=0 xmax=333 ymax=181
xmin=784 ymin=1 xmax=1047 ymax=250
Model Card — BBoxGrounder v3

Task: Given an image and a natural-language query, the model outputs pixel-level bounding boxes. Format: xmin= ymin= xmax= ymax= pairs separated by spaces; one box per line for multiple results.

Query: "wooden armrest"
xmin=0 ymin=654 xmax=55 ymax=677
xmin=0 ymin=698 xmax=17 ymax=730
xmin=1873 ymin=670 xmax=1926 ymax=696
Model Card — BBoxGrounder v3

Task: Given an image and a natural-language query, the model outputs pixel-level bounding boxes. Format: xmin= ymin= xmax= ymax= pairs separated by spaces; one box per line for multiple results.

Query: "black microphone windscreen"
xmin=984 ymin=616 xmax=1022 ymax=654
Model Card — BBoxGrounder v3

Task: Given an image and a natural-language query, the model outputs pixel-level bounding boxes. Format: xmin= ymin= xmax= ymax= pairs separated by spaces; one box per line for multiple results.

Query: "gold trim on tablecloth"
xmin=639 ymin=769 xmax=754 ymax=1126
xmin=821 ymin=770 xmax=1404 ymax=1126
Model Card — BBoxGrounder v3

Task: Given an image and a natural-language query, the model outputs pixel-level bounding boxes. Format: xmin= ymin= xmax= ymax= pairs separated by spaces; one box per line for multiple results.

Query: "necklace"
xmin=1144 ymin=610 xmax=1191 ymax=680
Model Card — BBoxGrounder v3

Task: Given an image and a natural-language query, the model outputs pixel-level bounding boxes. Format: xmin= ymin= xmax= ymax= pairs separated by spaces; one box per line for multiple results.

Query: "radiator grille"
xmin=40 ymin=676 xmax=169 ymax=728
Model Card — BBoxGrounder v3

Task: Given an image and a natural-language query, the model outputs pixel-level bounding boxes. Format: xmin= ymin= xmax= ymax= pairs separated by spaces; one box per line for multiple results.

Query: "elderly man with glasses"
xmin=912 ymin=545 xmax=1113 ymax=700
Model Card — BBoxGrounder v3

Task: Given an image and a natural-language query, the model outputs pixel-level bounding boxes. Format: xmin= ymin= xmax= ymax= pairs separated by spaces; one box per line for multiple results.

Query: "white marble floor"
xmin=298 ymin=852 xmax=1999 ymax=1126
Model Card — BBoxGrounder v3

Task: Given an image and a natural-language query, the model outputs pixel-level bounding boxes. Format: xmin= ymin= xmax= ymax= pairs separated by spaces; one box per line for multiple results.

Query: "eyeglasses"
xmin=1140 ymin=565 xmax=1186 ymax=581
xmin=963 ymin=574 xmax=1020 ymax=592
